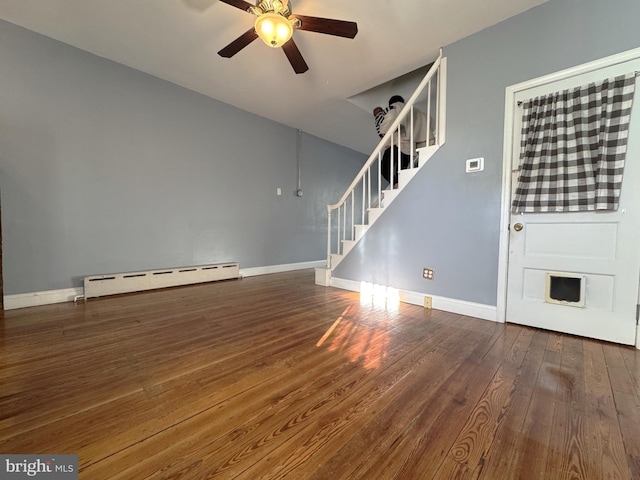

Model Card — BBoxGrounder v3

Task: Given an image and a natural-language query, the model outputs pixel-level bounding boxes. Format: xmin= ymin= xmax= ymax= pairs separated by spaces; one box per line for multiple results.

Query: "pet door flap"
xmin=545 ymin=272 xmax=586 ymax=308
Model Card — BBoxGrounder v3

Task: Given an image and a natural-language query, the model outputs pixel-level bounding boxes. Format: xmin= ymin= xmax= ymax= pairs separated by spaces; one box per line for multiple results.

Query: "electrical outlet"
xmin=423 ymin=268 xmax=434 ymax=280
xmin=424 ymin=296 xmax=432 ymax=309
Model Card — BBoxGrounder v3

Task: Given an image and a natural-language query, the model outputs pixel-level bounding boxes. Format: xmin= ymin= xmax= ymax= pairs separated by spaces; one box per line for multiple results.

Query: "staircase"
xmin=316 ymin=53 xmax=447 ymax=285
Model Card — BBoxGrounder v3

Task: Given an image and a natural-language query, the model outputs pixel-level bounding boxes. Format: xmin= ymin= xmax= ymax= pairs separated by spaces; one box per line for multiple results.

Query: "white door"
xmin=506 ymin=59 xmax=640 ymax=345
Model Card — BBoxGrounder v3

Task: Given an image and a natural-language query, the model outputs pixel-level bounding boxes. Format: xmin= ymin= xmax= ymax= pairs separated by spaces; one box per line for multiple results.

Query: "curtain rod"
xmin=516 ymin=71 xmax=640 ymax=106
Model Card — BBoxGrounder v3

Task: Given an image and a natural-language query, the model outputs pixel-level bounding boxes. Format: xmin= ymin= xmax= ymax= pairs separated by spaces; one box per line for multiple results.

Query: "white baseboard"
xmin=4 ymin=287 xmax=83 ymax=310
xmin=3 ymin=260 xmax=327 ymax=310
xmin=329 ymin=277 xmax=361 ymax=292
xmin=330 ymin=276 xmax=499 ymax=322
xmin=400 ymin=289 xmax=499 ymax=322
xmin=240 ymin=260 xmax=326 ymax=278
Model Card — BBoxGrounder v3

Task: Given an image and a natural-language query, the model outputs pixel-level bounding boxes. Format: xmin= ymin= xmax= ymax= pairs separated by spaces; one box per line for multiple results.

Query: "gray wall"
xmin=334 ymin=0 xmax=640 ymax=306
xmin=0 ymin=20 xmax=366 ymax=294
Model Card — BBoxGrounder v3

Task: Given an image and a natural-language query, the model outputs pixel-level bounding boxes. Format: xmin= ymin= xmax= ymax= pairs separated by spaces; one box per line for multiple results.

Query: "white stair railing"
xmin=326 ymin=53 xmax=447 ymax=269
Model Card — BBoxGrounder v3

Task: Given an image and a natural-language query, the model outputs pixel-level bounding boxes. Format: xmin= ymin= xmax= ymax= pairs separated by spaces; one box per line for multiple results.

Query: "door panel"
xmin=523 ymin=222 xmax=617 ymax=259
xmin=506 ymin=60 xmax=640 ymax=345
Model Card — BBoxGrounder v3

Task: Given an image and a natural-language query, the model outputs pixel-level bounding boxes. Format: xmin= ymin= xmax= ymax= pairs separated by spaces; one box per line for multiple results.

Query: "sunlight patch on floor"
xmin=359 ymin=281 xmax=399 ymax=310
xmin=315 ymin=283 xmax=400 ymax=370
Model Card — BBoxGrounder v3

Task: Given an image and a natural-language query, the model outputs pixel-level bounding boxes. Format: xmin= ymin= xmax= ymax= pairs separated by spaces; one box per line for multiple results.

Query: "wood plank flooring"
xmin=1 ymin=269 xmax=639 ymax=479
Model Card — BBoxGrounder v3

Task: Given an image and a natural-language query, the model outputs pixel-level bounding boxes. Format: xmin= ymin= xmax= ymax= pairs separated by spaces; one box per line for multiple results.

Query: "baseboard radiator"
xmin=83 ymin=262 xmax=240 ymax=299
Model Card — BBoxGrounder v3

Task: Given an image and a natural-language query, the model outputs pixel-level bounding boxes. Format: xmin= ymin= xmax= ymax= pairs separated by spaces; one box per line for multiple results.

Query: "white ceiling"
xmin=0 ymin=0 xmax=548 ymax=153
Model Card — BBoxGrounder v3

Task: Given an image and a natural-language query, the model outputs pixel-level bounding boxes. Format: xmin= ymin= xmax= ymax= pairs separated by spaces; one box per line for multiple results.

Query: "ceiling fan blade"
xmin=218 ymin=0 xmax=254 ymax=12
xmin=218 ymin=28 xmax=259 ymax=58
xmin=282 ymin=39 xmax=309 ymax=74
xmin=291 ymin=15 xmax=358 ymax=39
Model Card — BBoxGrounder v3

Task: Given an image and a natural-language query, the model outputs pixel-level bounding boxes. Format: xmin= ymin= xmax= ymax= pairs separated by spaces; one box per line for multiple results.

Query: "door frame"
xmin=497 ymin=46 xmax=640 ymax=348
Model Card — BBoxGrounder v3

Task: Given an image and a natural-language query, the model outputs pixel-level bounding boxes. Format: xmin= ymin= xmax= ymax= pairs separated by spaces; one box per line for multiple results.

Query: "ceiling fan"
xmin=217 ymin=0 xmax=358 ymax=74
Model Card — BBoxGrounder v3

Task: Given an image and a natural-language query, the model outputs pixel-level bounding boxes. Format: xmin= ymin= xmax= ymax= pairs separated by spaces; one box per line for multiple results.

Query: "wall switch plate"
xmin=423 ymin=268 xmax=434 ymax=280
xmin=276 ymin=187 xmax=282 ymax=196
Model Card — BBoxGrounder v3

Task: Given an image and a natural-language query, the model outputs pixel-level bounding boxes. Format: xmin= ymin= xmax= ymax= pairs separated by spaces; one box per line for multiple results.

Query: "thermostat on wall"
xmin=466 ymin=157 xmax=484 ymax=172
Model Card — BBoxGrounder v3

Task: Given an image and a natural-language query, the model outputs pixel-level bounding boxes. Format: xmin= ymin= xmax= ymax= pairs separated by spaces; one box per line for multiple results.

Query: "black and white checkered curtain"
xmin=512 ymin=73 xmax=636 ymax=213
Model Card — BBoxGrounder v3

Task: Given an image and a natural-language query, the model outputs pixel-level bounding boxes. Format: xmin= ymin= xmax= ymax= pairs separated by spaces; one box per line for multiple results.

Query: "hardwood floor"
xmin=1 ymin=269 xmax=639 ymax=479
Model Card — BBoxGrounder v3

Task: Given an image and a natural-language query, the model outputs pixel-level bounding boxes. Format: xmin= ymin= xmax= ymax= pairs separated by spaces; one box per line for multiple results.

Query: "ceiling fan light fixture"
xmin=255 ymin=12 xmax=293 ymax=48
xmin=218 ymin=0 xmax=357 ymax=73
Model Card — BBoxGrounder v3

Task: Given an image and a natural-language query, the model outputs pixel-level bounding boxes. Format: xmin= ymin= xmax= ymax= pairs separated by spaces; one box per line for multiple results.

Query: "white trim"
xmin=401 ymin=290 xmax=498 ymax=322
xmin=314 ymin=267 xmax=331 ymax=286
xmin=328 ymin=276 xmax=359 ymax=292
xmin=497 ymin=84 xmax=516 ymax=324
xmin=240 ymin=260 xmax=326 ymax=278
xmin=330 ymin=276 xmax=498 ymax=322
xmin=4 ymin=287 xmax=83 ymax=310
xmin=508 ymin=47 xmax=640 ymax=94
xmin=438 ymin=56 xmax=447 ymax=145
xmin=498 ymin=46 xmax=640 ymax=323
